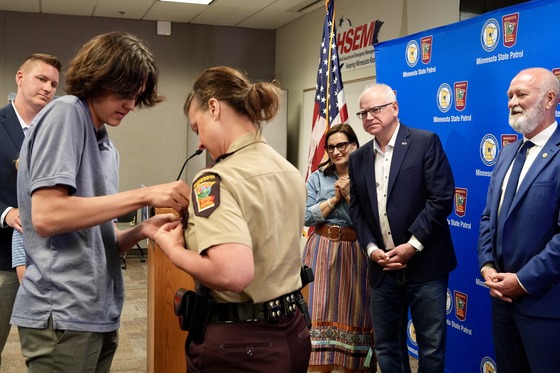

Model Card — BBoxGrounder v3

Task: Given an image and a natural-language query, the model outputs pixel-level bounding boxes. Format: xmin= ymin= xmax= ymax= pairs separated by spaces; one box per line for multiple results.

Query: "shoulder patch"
xmin=192 ymin=172 xmax=221 ymax=217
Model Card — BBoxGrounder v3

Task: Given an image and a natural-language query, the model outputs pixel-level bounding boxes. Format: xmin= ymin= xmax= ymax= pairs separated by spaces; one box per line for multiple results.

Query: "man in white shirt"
xmin=0 ymin=53 xmax=61 ymax=367
xmin=349 ymin=83 xmax=457 ymax=373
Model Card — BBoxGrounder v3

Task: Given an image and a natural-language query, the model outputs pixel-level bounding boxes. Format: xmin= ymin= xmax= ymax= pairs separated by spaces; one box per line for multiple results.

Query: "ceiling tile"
xmin=0 ymin=0 xmax=39 ymax=13
xmin=142 ymin=1 xmax=206 ymax=23
xmin=94 ymin=0 xmax=155 ymax=19
xmin=41 ymin=0 xmax=98 ymax=16
xmin=0 ymin=0 xmax=316 ymax=29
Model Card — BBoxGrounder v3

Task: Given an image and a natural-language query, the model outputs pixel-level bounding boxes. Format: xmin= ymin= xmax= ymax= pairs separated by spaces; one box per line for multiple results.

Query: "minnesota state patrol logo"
xmin=437 ymin=83 xmax=453 ymax=113
xmin=407 ymin=319 xmax=417 ymax=346
xmin=405 ymin=39 xmax=419 ymax=67
xmin=454 ymin=188 xmax=467 ymax=218
xmin=502 ymin=13 xmax=519 ymax=48
xmin=454 ymin=290 xmax=468 ymax=321
xmin=446 ymin=288 xmax=453 ymax=315
xmin=454 ymin=81 xmax=468 ymax=111
xmin=420 ymin=36 xmax=432 ymax=64
xmin=501 ymin=134 xmax=518 ymax=148
xmin=480 ymin=134 xmax=498 ymax=166
xmin=480 ymin=356 xmax=497 ymax=373
xmin=192 ymin=173 xmax=221 ymax=218
xmin=481 ymin=18 xmax=500 ymax=52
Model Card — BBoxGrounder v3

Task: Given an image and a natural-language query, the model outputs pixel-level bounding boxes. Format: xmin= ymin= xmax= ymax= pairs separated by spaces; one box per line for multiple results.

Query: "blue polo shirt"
xmin=12 ymin=95 xmax=123 ymax=333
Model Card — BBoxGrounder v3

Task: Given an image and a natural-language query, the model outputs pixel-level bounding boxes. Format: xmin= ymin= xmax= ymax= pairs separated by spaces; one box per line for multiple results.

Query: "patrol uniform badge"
xmin=192 ymin=173 xmax=221 ymax=217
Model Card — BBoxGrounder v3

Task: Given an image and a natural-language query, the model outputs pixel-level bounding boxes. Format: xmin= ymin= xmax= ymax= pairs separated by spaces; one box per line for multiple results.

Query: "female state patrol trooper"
xmin=154 ymin=66 xmax=311 ymax=372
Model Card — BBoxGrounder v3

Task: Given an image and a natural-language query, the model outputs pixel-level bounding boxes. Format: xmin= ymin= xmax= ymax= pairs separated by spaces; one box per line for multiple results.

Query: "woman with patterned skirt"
xmin=303 ymin=123 xmax=375 ymax=372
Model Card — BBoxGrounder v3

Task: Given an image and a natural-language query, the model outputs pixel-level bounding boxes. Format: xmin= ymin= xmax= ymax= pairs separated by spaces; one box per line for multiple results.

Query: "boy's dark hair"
xmin=65 ymin=31 xmax=163 ymax=108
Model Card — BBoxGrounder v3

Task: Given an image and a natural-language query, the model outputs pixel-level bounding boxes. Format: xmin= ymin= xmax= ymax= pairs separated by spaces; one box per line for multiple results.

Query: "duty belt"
xmin=208 ymin=291 xmax=301 ymax=323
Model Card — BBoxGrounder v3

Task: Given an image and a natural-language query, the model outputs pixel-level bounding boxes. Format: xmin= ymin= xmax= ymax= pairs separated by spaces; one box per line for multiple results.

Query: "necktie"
xmin=499 ymin=140 xmax=534 ymax=221
xmin=496 ymin=140 xmax=533 ymax=270
xmin=23 ymin=126 xmax=29 ymax=136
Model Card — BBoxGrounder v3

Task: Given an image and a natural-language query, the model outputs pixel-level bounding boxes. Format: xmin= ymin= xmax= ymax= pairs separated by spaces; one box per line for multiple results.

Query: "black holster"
xmin=298 ymin=265 xmax=314 ymax=329
xmin=174 ymin=285 xmax=214 ymax=344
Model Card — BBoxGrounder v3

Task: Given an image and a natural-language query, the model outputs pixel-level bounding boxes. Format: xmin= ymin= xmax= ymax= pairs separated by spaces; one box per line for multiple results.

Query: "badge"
xmin=192 ymin=173 xmax=221 ymax=218
xmin=454 ymin=187 xmax=468 ymax=218
xmin=454 ymin=290 xmax=468 ymax=321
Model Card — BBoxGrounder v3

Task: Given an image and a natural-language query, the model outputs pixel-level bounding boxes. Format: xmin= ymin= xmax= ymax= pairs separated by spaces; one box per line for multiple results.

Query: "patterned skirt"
xmin=302 ymin=231 xmax=374 ymax=372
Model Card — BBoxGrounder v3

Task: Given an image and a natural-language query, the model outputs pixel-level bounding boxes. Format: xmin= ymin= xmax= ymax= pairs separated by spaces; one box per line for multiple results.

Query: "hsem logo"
xmin=336 ymin=18 xmax=384 ymax=54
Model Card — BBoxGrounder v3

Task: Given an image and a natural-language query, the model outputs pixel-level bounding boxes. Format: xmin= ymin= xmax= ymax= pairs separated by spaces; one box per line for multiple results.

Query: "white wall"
xmin=276 ymin=0 xmax=460 ymax=174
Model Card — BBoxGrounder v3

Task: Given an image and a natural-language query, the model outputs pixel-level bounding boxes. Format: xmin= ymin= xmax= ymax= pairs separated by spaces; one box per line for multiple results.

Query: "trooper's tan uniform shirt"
xmin=184 ymin=132 xmax=306 ymax=304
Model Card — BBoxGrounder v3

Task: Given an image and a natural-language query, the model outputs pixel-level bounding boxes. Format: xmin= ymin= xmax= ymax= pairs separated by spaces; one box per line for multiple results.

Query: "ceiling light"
xmin=160 ymin=0 xmax=214 ymax=4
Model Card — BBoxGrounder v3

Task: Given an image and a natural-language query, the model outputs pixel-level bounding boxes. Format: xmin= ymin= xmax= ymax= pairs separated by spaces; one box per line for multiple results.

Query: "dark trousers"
xmin=371 ymin=271 xmax=448 ymax=373
xmin=186 ymin=311 xmax=311 ymax=372
xmin=0 ymin=270 xmax=18 ymax=369
xmin=492 ymin=298 xmax=560 ymax=373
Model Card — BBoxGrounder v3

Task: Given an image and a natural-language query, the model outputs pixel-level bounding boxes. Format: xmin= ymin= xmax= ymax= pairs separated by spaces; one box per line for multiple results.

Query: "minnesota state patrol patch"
xmin=192 ymin=173 xmax=221 ymax=217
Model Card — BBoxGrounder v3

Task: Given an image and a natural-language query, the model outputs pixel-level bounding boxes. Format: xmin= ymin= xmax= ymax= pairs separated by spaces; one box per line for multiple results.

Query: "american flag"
xmin=306 ymin=0 xmax=348 ymax=179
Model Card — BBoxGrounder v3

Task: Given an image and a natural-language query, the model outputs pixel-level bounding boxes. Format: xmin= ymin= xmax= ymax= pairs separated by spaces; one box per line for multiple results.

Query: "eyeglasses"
xmin=325 ymin=141 xmax=352 ymax=154
xmin=356 ymin=102 xmax=393 ymax=119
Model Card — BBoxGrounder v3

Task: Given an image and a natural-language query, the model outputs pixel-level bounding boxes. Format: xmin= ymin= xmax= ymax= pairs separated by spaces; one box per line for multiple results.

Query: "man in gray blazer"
xmin=349 ymin=83 xmax=456 ymax=372
xmin=0 ymin=53 xmax=61 ymax=366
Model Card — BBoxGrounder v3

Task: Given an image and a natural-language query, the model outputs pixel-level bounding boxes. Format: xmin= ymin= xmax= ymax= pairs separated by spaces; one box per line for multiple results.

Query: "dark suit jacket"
xmin=349 ymin=123 xmax=457 ymax=288
xmin=478 ymin=126 xmax=560 ymax=318
xmin=0 ymin=103 xmax=24 ymax=271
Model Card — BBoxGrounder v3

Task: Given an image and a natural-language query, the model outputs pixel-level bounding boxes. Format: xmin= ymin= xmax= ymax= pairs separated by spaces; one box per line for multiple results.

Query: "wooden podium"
xmin=146 ymin=208 xmax=310 ymax=372
xmin=147 ymin=208 xmax=194 ymax=373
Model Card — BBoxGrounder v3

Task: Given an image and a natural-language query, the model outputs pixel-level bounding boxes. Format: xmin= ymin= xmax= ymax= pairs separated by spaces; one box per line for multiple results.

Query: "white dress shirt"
xmin=366 ymin=123 xmax=423 ymax=257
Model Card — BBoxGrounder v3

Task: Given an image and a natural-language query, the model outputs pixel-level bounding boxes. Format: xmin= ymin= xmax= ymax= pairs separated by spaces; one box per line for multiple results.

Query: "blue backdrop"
xmin=374 ymin=0 xmax=560 ymax=372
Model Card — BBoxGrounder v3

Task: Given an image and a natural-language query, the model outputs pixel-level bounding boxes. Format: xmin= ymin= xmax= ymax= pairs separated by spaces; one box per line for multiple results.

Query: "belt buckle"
xmin=327 ymin=225 xmax=342 ymax=241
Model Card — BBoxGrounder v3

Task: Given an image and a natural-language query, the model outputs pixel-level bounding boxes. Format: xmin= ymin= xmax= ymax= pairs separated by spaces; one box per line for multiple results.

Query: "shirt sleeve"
xmin=12 ymin=230 xmax=26 ymax=268
xmin=305 ymin=172 xmax=326 ymax=226
xmin=187 ymin=172 xmax=252 ymax=254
